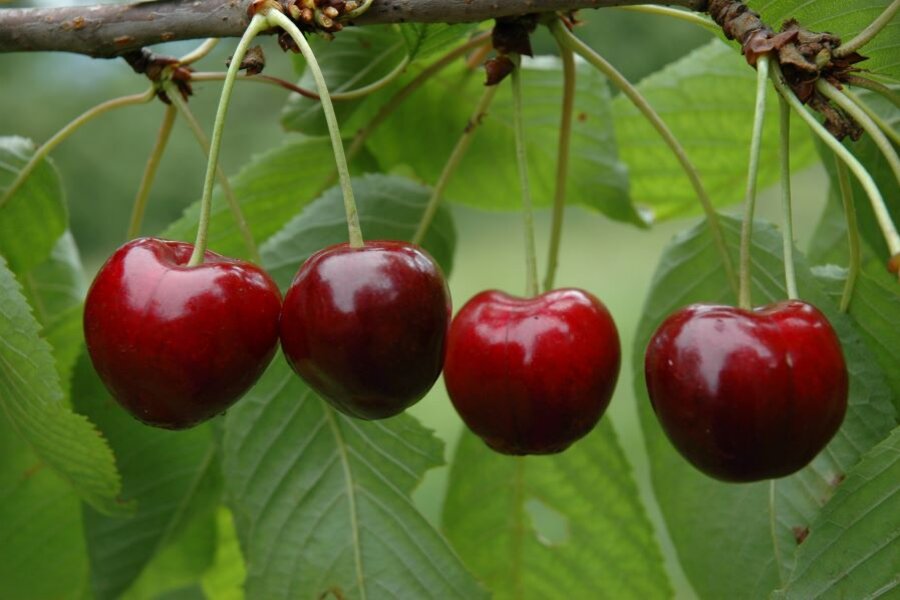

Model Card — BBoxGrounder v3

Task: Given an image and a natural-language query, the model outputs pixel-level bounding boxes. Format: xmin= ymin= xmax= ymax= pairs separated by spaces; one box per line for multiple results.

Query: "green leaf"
xmin=260 ymin=173 xmax=456 ymax=289
xmin=221 ymin=357 xmax=487 ymax=599
xmin=0 ymin=136 xmax=67 ymax=274
xmin=161 ymin=136 xmax=361 ymax=261
xmin=775 ymin=426 xmax=900 ymax=599
xmin=282 ymin=26 xmax=409 ymax=136
xmin=0 ymin=255 xmax=123 ymax=514
xmin=632 ymin=216 xmax=896 ymax=598
xmin=442 ymin=423 xmax=672 ymax=599
xmin=201 ymin=508 xmax=247 ymax=600
xmin=121 ymin=508 xmax=218 ymax=600
xmin=397 ymin=23 xmax=477 ymax=61
xmin=71 ymin=353 xmax=219 ymax=600
xmin=749 ymin=0 xmax=899 ymax=83
xmin=364 ymin=58 xmax=638 ymax=223
xmin=18 ymin=231 xmax=87 ymax=390
xmin=612 ymin=39 xmax=817 ymax=221
xmin=813 ymin=256 xmax=900 ymax=410
xmin=0 ymin=406 xmax=89 ymax=600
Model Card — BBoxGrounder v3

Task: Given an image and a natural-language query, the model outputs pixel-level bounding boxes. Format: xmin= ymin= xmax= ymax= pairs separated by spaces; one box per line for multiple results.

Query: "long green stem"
xmin=846 ymin=76 xmax=900 ymax=108
xmin=269 ymin=10 xmax=363 ymax=247
xmin=543 ymin=34 xmax=576 ymax=293
xmin=0 ymin=88 xmax=155 ymax=211
xmin=777 ymin=95 xmax=798 ymax=299
xmin=179 ymin=38 xmax=219 ymax=65
xmin=833 ymin=0 xmax=900 ymax=58
xmin=411 ymin=84 xmax=499 ymax=245
xmin=835 ymin=157 xmax=860 ymax=312
xmin=771 ymin=61 xmax=900 ymax=264
xmin=169 ymin=92 xmax=261 ymax=264
xmin=127 ymin=104 xmax=177 ymax=239
xmin=739 ymin=55 xmax=770 ymax=309
xmin=511 ymin=55 xmax=540 ymax=298
xmin=841 ymin=87 xmax=900 ymax=146
xmin=616 ymin=5 xmax=720 ymax=33
xmin=187 ymin=14 xmax=268 ymax=266
xmin=551 ymin=20 xmax=739 ymax=299
xmin=817 ymin=79 xmax=900 ymax=184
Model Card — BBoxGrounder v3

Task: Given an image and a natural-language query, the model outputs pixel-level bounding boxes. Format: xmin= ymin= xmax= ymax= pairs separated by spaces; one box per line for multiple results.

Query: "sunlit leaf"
xmin=612 ymin=40 xmax=816 ymax=222
xmin=0 ymin=255 xmax=123 ymax=515
xmin=0 ymin=136 xmax=67 ymax=274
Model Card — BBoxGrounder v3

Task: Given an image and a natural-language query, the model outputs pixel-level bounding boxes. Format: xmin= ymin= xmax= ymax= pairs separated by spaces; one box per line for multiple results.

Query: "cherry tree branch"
xmin=0 ymin=0 xmax=706 ymax=58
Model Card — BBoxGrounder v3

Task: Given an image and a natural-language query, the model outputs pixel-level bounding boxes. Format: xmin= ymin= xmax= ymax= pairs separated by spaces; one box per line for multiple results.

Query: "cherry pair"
xmin=83 ymin=237 xmax=449 ymax=429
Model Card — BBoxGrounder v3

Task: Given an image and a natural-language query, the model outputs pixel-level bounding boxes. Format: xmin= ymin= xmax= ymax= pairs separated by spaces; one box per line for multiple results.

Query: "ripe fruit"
xmin=443 ymin=289 xmax=621 ymax=455
xmin=644 ymin=300 xmax=848 ymax=482
xmin=83 ymin=237 xmax=282 ymax=429
xmin=280 ymin=241 xmax=451 ymax=419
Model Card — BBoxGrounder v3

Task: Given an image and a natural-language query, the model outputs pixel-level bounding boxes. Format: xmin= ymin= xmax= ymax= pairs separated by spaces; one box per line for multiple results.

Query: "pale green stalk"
xmin=269 ymin=10 xmax=363 ymax=247
xmin=188 ymin=14 xmax=269 ymax=266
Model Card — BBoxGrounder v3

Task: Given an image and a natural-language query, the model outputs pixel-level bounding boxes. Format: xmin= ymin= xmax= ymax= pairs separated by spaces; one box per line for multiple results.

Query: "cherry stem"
xmin=835 ymin=156 xmax=861 ymax=312
xmin=187 ymin=13 xmax=268 ymax=266
xmin=411 ymin=84 xmax=499 ymax=246
xmin=179 ymin=38 xmax=220 ymax=66
xmin=770 ymin=61 xmax=900 ymax=267
xmin=127 ymin=104 xmax=176 ymax=239
xmin=846 ymin=76 xmax=900 ymax=108
xmin=343 ymin=0 xmax=374 ymax=19
xmin=0 ymin=87 xmax=155 ymax=212
xmin=191 ymin=71 xmax=320 ymax=99
xmin=169 ymin=91 xmax=261 ymax=264
xmin=739 ymin=55 xmax=770 ymax=310
xmin=269 ymin=9 xmax=363 ymax=248
xmin=616 ymin=5 xmax=719 ymax=33
xmin=551 ymin=20 xmax=740 ymax=299
xmin=833 ymin=0 xmax=899 ymax=58
xmin=543 ymin=33 xmax=576 ymax=293
xmin=191 ymin=57 xmax=409 ymax=101
xmin=511 ymin=54 xmax=540 ymax=298
xmin=817 ymin=80 xmax=900 ymax=183
xmin=777 ymin=95 xmax=798 ymax=299
xmin=841 ymin=87 xmax=900 ymax=146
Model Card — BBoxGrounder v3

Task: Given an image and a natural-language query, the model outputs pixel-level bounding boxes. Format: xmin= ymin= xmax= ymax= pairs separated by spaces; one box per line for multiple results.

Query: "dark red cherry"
xmin=644 ymin=300 xmax=848 ymax=482
xmin=443 ymin=289 xmax=621 ymax=455
xmin=279 ymin=241 xmax=451 ymax=419
xmin=83 ymin=237 xmax=282 ymax=429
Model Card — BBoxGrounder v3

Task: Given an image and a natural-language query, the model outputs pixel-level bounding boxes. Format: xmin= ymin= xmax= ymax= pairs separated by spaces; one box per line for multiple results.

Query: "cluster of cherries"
xmin=84 ymin=236 xmax=847 ymax=482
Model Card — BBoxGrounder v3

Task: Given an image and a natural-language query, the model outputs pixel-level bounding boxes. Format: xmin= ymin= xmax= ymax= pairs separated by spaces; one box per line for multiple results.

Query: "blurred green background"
xmin=0 ymin=7 xmax=828 ymax=598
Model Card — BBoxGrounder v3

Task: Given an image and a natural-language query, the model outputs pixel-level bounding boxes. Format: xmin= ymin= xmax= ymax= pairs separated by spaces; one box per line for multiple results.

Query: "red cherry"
xmin=443 ymin=289 xmax=621 ymax=455
xmin=83 ymin=237 xmax=282 ymax=429
xmin=644 ymin=300 xmax=848 ymax=482
xmin=280 ymin=241 xmax=451 ymax=419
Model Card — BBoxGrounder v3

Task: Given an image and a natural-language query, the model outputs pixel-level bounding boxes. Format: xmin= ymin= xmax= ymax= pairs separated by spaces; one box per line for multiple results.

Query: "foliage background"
xmin=1 ymin=2 xmax=888 ymax=599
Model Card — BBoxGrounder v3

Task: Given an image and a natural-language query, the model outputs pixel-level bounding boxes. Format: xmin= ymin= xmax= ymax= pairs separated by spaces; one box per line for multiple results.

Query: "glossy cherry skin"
xmin=443 ymin=289 xmax=621 ymax=455
xmin=280 ymin=241 xmax=451 ymax=419
xmin=644 ymin=301 xmax=848 ymax=482
xmin=83 ymin=237 xmax=282 ymax=429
